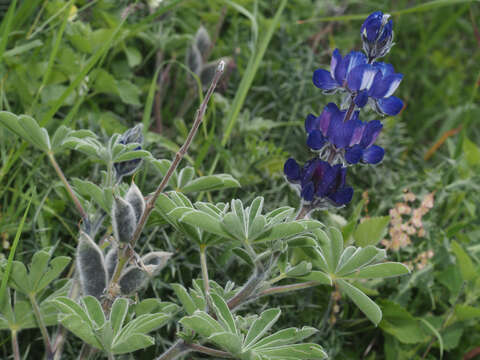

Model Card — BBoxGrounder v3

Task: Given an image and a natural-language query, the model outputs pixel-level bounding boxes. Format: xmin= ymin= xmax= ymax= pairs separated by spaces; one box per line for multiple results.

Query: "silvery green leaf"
xmin=209 ymin=332 xmax=243 ymax=355
xmin=77 ymin=232 xmax=108 ymax=299
xmin=0 ymin=112 xmax=51 ymax=152
xmin=344 ymin=262 xmax=410 ymax=279
xmin=180 ymin=174 xmax=240 ymax=193
xmin=232 ymin=247 xmax=255 ymax=267
xmin=81 ymin=296 xmax=105 ymax=328
xmin=125 ymin=183 xmax=145 ymax=223
xmin=285 ymin=261 xmax=312 ymax=278
xmin=177 ymin=166 xmax=195 ymax=189
xmin=110 ymin=298 xmax=129 ymax=334
xmin=151 ymin=159 xmax=178 ymax=188
xmin=354 ymin=216 xmax=390 ymax=247
xmin=179 ymin=210 xmax=230 ymax=238
xmin=112 ymin=196 xmax=136 ymax=243
xmin=244 ymin=308 xmax=281 ymax=349
xmin=72 ymin=178 xmax=109 ymax=211
xmin=210 ymin=293 xmax=236 ymax=334
xmin=336 ymin=246 xmax=385 ymax=276
xmin=255 ymin=343 xmax=327 ymax=359
xmin=179 ymin=310 xmax=223 ymax=337
xmin=337 ymin=279 xmax=382 ymax=326
xmin=265 ymin=206 xmax=295 ymax=224
xmin=171 ymin=284 xmax=197 ymax=315
xmin=111 ymin=334 xmax=154 ymax=354
xmin=298 ymin=271 xmax=332 ymax=286
xmin=221 ymin=212 xmax=246 ymax=241
xmin=251 ymin=326 xmax=318 ymax=349
xmin=254 ymin=220 xmax=322 ymax=243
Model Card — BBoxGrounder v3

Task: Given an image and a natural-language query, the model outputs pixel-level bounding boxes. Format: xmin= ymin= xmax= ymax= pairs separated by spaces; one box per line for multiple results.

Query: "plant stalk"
xmin=256 ymin=281 xmax=320 ymax=298
xmin=188 ymin=343 xmax=234 ymax=358
xmin=48 ymin=153 xmax=89 ymax=226
xmin=156 ymin=339 xmax=189 ymax=360
xmin=103 ymin=61 xmax=225 ymax=311
xmin=28 ymin=293 xmax=53 ymax=358
xmin=11 ymin=330 xmax=20 ymax=360
xmin=199 ymin=244 xmax=211 ymax=310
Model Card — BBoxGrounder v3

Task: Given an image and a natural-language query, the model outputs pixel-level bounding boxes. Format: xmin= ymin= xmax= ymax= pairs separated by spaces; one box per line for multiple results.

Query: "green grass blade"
xmin=0 ymin=0 xmax=18 ymax=61
xmin=0 ymin=190 xmax=32 ymax=307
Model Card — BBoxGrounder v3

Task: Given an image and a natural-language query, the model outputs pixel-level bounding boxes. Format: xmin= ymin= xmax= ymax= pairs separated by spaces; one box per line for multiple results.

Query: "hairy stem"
xmin=343 ymin=93 xmax=356 ymax=123
xmin=188 ymin=343 xmax=234 ymax=358
xmin=256 ymin=281 xmax=319 ymax=298
xmin=227 ymin=267 xmax=265 ymax=310
xmin=28 ymin=293 xmax=53 ymax=358
xmin=156 ymin=339 xmax=190 ymax=360
xmin=103 ymin=61 xmax=225 ymax=311
xmin=48 ymin=153 xmax=89 ymax=227
xmin=11 ymin=330 xmax=20 ymax=360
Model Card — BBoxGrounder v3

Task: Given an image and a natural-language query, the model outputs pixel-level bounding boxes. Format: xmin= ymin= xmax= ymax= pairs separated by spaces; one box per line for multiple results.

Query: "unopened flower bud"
xmin=105 ymin=246 xmax=118 ymax=281
xmin=361 ymin=11 xmax=394 ymax=61
xmin=125 ymin=183 xmax=145 ymax=223
xmin=77 ymin=232 xmax=108 ymax=299
xmin=114 ymin=124 xmax=144 ymax=179
xmin=112 ymin=196 xmax=136 ymax=243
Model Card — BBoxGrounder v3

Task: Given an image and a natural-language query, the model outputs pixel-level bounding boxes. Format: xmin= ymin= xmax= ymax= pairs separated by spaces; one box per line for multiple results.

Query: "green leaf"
xmin=336 ymin=246 xmax=385 ymax=276
xmin=118 ymin=313 xmax=170 ymax=337
xmin=252 ymin=326 xmax=318 ymax=349
xmin=113 ymin=149 xmax=151 ymax=163
xmin=353 ymin=216 xmax=390 ymax=247
xmin=81 ymin=296 xmax=105 ymax=328
xmin=232 ymin=247 xmax=255 ymax=267
xmin=420 ymin=318 xmax=444 ymax=358
xmin=177 ymin=167 xmax=195 ymax=189
xmin=255 ymin=220 xmax=323 ymax=243
xmin=58 ymin=313 xmax=103 ymax=349
xmin=455 ymin=305 xmax=480 ymax=320
xmin=179 ymin=210 xmax=231 ymax=238
xmin=0 ymin=112 xmax=50 ymax=151
xmin=208 ymin=331 xmax=243 ymax=354
xmin=256 ymin=343 xmax=327 ymax=359
xmin=8 ymin=261 xmax=30 ymax=294
xmin=298 ymin=271 xmax=332 ymax=286
xmin=221 ymin=212 xmax=246 ymax=241
xmin=117 ymin=80 xmax=142 ymax=106
xmin=379 ymin=300 xmax=428 ymax=344
xmin=343 ymin=262 xmax=409 ymax=279
xmin=180 ymin=310 xmax=223 ymax=337
xmin=285 ymin=261 xmax=312 ymax=278
xmin=110 ymin=298 xmax=129 ymax=334
xmin=210 ymin=293 xmax=237 ymax=334
xmin=111 ymin=333 xmax=154 ymax=354
xmin=463 ymin=137 xmax=480 ymax=167
xmin=171 ymin=284 xmax=197 ymax=315
xmin=337 ymin=279 xmax=382 ymax=326
xmin=182 ymin=174 xmax=240 ymax=193
xmin=244 ymin=308 xmax=281 ymax=349
xmin=328 ymin=227 xmax=344 ymax=270
xmin=35 ymin=255 xmax=71 ymax=293
xmin=451 ymin=241 xmax=477 ymax=281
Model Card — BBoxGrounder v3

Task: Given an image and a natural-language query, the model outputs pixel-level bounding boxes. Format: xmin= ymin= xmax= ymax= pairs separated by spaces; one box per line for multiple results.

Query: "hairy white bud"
xmin=125 ymin=183 xmax=145 ymax=223
xmin=105 ymin=246 xmax=118 ymax=281
xmin=77 ymin=232 xmax=108 ymax=299
xmin=112 ymin=196 xmax=136 ymax=243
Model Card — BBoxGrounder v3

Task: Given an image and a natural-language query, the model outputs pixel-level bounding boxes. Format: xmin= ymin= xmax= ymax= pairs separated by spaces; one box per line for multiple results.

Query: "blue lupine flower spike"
xmin=284 ymin=158 xmax=353 ymax=209
xmin=361 ymin=11 xmax=394 ymax=61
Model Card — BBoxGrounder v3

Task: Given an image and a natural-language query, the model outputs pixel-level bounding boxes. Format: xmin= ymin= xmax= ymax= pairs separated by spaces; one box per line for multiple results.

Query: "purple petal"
xmin=345 ymin=51 xmax=367 ymax=77
xmin=347 ymin=64 xmax=377 ymax=91
xmin=334 ymin=53 xmax=348 ymax=84
xmin=301 ymin=182 xmax=315 ymax=202
xmin=330 ymin=49 xmax=342 ymax=79
xmin=373 ymin=62 xmax=395 ymax=77
xmin=360 ymin=120 xmax=383 ymax=148
xmin=354 ymin=90 xmax=369 ymax=107
xmin=322 ymin=103 xmax=342 ymax=136
xmin=345 ymin=145 xmax=363 ymax=164
xmin=284 ymin=158 xmax=301 ymax=181
xmin=330 ymin=119 xmax=357 ymax=149
xmin=307 ymin=130 xmax=326 ymax=150
xmin=362 ymin=145 xmax=385 ymax=164
xmin=313 ymin=69 xmax=338 ymax=90
xmin=329 ymin=186 xmax=354 ymax=206
xmin=305 ymin=113 xmax=317 ymax=133
xmin=316 ymin=164 xmax=337 ymax=197
xmin=377 ymin=96 xmax=404 ymax=116
xmin=349 ymin=120 xmax=365 ymax=146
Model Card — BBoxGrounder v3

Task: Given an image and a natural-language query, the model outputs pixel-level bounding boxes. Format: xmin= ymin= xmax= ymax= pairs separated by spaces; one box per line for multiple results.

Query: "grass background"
xmin=0 ymin=0 xmax=479 ymax=359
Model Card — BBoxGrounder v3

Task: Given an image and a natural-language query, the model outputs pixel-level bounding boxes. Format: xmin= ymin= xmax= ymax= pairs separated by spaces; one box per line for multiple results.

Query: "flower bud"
xmin=125 ymin=183 xmax=145 ymax=223
xmin=77 ymin=232 xmax=108 ymax=299
xmin=114 ymin=124 xmax=144 ymax=179
xmin=361 ymin=11 xmax=394 ymax=61
xmin=105 ymin=246 xmax=118 ymax=281
xmin=112 ymin=196 xmax=136 ymax=243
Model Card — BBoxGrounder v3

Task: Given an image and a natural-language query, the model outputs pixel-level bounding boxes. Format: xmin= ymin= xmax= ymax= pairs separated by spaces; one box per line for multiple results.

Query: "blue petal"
xmin=360 ymin=120 xmax=383 ymax=148
xmin=330 ymin=119 xmax=356 ymax=149
xmin=284 ymin=158 xmax=301 ymax=181
xmin=349 ymin=120 xmax=365 ymax=146
xmin=361 ymin=11 xmax=383 ymax=42
xmin=330 ymin=49 xmax=342 ymax=79
xmin=347 ymin=64 xmax=377 ymax=91
xmin=313 ymin=69 xmax=338 ymax=90
xmin=354 ymin=90 xmax=369 ymax=107
xmin=379 ymin=19 xmax=393 ymax=42
xmin=305 ymin=113 xmax=317 ymax=133
xmin=377 ymin=96 xmax=404 ymax=116
xmin=325 ymin=104 xmax=346 ymax=139
xmin=334 ymin=53 xmax=348 ymax=84
xmin=373 ymin=61 xmax=395 ymax=77
xmin=329 ymin=186 xmax=354 ymax=206
xmin=301 ymin=182 xmax=315 ymax=202
xmin=307 ymin=130 xmax=326 ymax=150
xmin=345 ymin=145 xmax=363 ymax=164
xmin=362 ymin=145 xmax=385 ymax=164
xmin=345 ymin=51 xmax=367 ymax=76
xmin=382 ymin=73 xmax=403 ymax=98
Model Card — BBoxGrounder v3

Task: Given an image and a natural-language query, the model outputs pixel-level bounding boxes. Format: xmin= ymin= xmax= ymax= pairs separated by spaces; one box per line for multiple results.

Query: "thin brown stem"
xmin=48 ymin=153 xmax=88 ymax=224
xmin=188 ymin=343 xmax=234 ymax=358
xmin=103 ymin=61 xmax=225 ymax=311
xmin=11 ymin=330 xmax=20 ymax=360
xmin=343 ymin=94 xmax=356 ymax=123
xmin=29 ymin=293 xmax=53 ymax=358
xmin=156 ymin=339 xmax=189 ymax=360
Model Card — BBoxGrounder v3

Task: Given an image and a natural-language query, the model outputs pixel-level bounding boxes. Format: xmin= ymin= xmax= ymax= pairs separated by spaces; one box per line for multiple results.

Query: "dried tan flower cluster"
xmin=381 ymin=190 xmax=435 ymax=251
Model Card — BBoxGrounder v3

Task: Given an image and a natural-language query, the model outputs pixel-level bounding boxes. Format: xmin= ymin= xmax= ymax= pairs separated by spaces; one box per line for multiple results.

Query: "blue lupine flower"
xmin=305 ymin=103 xmax=385 ymax=165
xmin=114 ymin=124 xmax=144 ymax=179
xmin=284 ymin=157 xmax=353 ymax=207
xmin=313 ymin=49 xmax=403 ymax=116
xmin=361 ymin=11 xmax=394 ymax=61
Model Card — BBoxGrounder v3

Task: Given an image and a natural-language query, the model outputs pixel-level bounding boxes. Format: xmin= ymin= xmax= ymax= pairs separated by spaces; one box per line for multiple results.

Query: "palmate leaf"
xmin=244 ymin=308 xmax=281 ymax=349
xmin=0 ymin=111 xmax=50 ymax=152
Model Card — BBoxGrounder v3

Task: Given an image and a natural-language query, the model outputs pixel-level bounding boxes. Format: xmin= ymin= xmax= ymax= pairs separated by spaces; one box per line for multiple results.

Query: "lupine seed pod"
xmin=118 ymin=251 xmax=172 ymax=295
xmin=125 ymin=183 xmax=145 ymax=223
xmin=112 ymin=196 xmax=136 ymax=243
xmin=77 ymin=232 xmax=108 ymax=299
xmin=105 ymin=246 xmax=118 ymax=281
